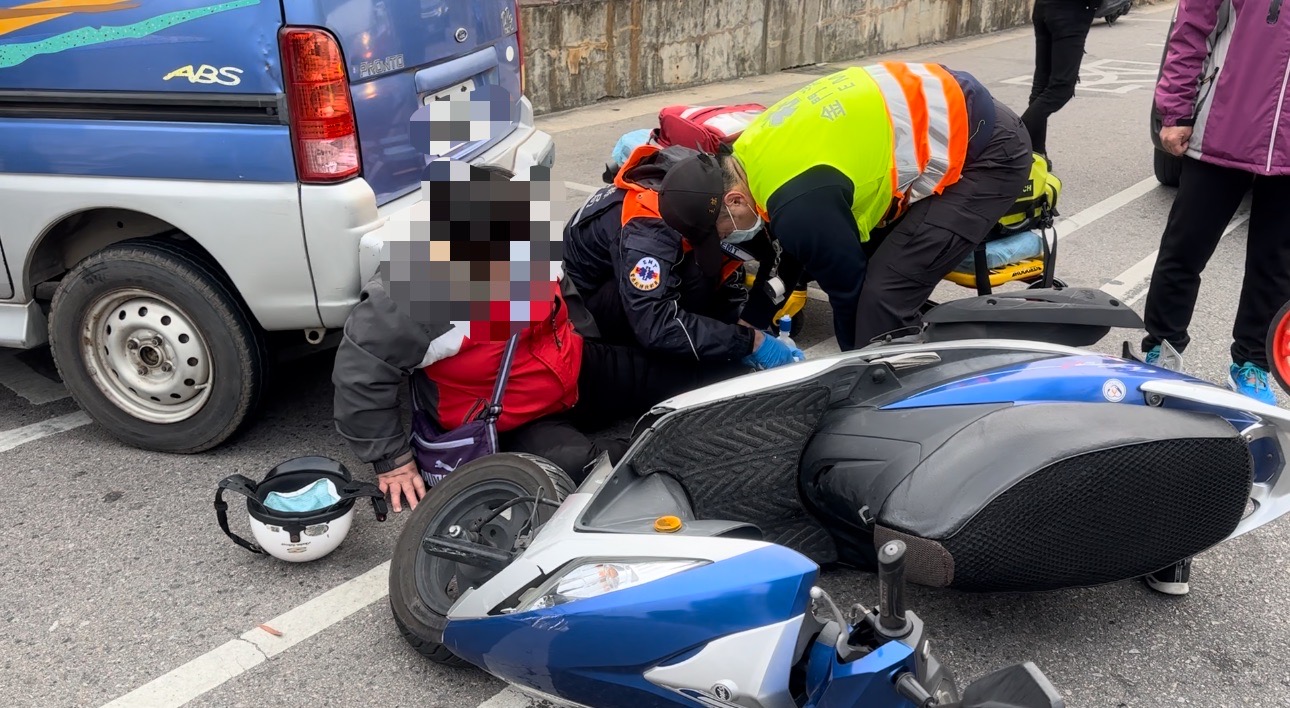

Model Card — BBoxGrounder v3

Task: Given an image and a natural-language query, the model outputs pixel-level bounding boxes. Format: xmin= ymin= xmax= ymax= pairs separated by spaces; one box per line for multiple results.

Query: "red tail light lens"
xmin=280 ymin=27 xmax=360 ymax=183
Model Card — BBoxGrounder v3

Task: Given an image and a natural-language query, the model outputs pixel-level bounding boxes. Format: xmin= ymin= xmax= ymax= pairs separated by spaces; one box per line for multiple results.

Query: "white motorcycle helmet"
xmin=215 ymin=456 xmax=388 ymax=563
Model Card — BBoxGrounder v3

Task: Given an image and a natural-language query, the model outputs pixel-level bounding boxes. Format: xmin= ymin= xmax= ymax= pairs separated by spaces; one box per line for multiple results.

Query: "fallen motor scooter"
xmin=389 ymin=286 xmax=1290 ymax=705
xmin=392 ymin=450 xmax=1066 ymax=707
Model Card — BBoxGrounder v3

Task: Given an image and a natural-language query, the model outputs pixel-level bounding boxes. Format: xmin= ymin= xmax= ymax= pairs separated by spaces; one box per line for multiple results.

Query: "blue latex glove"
xmin=743 ymin=332 xmax=806 ymax=370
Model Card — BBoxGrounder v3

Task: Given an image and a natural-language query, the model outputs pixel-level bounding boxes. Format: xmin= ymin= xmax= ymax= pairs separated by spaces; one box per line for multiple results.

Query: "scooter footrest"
xmin=626 ymin=385 xmax=838 ymax=563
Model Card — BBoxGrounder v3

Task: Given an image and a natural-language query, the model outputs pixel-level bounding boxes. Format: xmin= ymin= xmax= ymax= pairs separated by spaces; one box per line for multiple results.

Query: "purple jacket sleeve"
xmin=1155 ymin=0 xmax=1224 ymax=126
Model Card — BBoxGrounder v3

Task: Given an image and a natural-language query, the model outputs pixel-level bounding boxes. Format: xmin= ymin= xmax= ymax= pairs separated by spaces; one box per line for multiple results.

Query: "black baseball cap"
xmin=658 ymin=152 xmax=725 ymax=279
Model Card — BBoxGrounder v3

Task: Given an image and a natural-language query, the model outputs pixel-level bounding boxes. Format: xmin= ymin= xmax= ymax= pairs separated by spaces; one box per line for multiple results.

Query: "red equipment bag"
xmin=651 ymin=103 xmax=766 ymax=152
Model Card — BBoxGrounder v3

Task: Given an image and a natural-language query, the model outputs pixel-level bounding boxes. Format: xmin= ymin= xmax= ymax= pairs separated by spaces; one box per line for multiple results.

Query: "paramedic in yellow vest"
xmin=659 ymin=62 xmax=1034 ymax=351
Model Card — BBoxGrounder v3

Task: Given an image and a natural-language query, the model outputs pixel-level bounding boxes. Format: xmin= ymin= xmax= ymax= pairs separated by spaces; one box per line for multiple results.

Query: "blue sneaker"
xmin=1228 ymin=361 xmax=1277 ymax=405
xmin=1144 ymin=346 xmax=1161 ymax=366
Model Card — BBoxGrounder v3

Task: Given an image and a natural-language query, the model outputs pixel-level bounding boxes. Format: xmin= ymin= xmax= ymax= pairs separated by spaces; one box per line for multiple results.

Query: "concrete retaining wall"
xmin=520 ymin=0 xmax=1163 ymax=116
xmin=519 ymin=0 xmax=1034 ymax=115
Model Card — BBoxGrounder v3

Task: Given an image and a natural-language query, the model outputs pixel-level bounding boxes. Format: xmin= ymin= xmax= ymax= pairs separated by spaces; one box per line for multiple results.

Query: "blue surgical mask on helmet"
xmin=724 ymin=205 xmax=763 ymax=244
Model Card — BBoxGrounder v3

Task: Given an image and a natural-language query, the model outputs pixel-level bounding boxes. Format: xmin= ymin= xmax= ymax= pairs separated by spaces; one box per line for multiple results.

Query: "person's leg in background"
xmin=1026 ymin=0 xmax=1054 ymax=153
xmin=853 ymin=102 xmax=1033 ymax=347
xmin=1140 ymin=158 xmax=1251 ymax=368
xmin=1020 ymin=0 xmax=1096 ymax=161
xmin=1227 ymin=172 xmax=1290 ymax=403
xmin=1138 ymin=157 xmax=1254 ymax=597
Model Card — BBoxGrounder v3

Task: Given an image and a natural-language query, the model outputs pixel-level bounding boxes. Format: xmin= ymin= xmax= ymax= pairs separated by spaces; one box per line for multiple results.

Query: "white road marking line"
xmin=1053 ymin=176 xmax=1160 ymax=240
xmin=478 ymin=687 xmax=538 ymax=708
xmin=98 ymin=561 xmax=392 ymax=708
xmin=564 ymin=181 xmax=602 ymax=195
xmin=0 ymin=411 xmax=91 ymax=453
xmin=0 ymin=352 xmax=69 ymax=404
xmin=1102 ymin=204 xmax=1252 ymax=305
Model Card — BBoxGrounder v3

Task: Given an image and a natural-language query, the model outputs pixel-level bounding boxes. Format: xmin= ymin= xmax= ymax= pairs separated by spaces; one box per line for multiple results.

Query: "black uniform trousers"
xmin=853 ymin=100 xmax=1034 ymax=348
xmin=1021 ymin=0 xmax=1096 ymax=156
xmin=1141 ymin=156 xmax=1290 ymax=371
xmin=499 ymin=340 xmax=750 ymax=482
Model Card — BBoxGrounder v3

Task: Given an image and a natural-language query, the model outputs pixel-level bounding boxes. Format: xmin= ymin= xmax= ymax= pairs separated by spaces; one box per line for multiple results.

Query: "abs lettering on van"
xmin=163 ymin=65 xmax=243 ymax=87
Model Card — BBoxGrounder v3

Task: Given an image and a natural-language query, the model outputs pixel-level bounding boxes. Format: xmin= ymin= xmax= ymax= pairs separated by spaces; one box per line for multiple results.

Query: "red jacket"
xmin=421 ymin=289 xmax=583 ymax=433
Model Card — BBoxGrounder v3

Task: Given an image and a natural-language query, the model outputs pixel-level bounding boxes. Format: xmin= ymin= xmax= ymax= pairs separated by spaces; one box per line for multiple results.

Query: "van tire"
xmin=48 ymin=239 xmax=268 ymax=454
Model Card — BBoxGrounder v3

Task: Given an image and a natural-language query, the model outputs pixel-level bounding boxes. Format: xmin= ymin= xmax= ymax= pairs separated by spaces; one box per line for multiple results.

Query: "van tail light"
xmin=279 ymin=27 xmax=361 ymax=183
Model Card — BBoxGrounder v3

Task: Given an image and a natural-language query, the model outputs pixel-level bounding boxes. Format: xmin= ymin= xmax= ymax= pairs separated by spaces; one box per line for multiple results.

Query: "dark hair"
xmin=715 ymin=151 xmax=742 ymax=193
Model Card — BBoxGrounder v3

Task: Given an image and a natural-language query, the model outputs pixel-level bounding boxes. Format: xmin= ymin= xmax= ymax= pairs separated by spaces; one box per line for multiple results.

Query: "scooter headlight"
xmin=518 ymin=559 xmax=708 ymax=611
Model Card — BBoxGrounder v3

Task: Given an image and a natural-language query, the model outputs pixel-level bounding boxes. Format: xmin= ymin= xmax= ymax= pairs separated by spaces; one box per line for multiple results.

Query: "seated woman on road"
xmin=331 ymin=161 xmax=778 ymax=514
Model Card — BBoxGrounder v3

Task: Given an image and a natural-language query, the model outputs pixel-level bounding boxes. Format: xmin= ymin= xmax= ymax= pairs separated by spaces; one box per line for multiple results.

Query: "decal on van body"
xmin=358 ymin=54 xmax=404 ymax=78
xmin=164 ymin=64 xmax=243 ymax=86
xmin=0 ymin=0 xmax=261 ymax=69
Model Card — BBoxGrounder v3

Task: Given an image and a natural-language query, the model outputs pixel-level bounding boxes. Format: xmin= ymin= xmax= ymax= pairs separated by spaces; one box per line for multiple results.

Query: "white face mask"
xmin=723 ymin=204 xmax=763 ymax=244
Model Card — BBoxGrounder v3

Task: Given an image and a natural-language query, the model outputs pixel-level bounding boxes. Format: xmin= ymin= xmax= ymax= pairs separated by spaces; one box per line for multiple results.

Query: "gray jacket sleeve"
xmin=332 ymin=274 xmax=453 ymax=476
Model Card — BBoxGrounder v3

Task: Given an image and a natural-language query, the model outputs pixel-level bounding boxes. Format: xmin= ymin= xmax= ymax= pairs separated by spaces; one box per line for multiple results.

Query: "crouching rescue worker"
xmin=332 ymin=161 xmax=731 ymax=513
xmin=662 ymin=62 xmax=1033 ymax=351
xmin=561 ymin=142 xmax=804 ymax=371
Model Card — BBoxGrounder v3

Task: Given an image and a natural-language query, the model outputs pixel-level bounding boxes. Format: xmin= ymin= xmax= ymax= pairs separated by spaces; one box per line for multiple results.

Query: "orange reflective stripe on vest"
xmin=866 ymin=61 xmax=970 ymax=202
xmin=615 ymin=140 xmax=742 ymax=281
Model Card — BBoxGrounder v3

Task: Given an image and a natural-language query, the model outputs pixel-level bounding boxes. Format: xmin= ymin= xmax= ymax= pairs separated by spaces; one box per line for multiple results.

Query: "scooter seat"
xmin=800 ymin=399 xmax=1253 ymax=592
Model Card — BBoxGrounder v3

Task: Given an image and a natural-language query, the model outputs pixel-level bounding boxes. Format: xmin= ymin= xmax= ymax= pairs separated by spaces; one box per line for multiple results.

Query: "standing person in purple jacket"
xmin=1138 ymin=0 xmax=1290 ymax=596
xmin=1141 ymin=0 xmax=1290 ymax=408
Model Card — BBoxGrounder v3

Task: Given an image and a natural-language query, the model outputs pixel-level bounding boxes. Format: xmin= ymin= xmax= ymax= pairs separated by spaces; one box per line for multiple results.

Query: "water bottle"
xmin=777 ymin=315 xmax=797 ymax=350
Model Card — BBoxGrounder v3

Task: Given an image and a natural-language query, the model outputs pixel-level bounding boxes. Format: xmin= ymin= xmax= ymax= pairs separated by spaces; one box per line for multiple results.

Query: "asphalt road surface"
xmin=7 ymin=4 xmax=1290 ymax=706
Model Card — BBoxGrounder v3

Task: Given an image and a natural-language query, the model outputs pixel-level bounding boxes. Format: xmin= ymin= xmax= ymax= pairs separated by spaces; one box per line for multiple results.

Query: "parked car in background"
xmin=0 ymin=0 xmax=553 ymax=454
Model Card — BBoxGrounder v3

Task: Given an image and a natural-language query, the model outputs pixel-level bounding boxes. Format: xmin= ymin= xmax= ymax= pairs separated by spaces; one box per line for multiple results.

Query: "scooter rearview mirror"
xmin=959 ymin=662 xmax=1065 ymax=708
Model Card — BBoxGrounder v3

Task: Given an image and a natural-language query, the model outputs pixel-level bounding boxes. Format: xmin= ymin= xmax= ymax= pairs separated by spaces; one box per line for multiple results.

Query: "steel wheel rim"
xmin=81 ymin=288 xmax=214 ymax=424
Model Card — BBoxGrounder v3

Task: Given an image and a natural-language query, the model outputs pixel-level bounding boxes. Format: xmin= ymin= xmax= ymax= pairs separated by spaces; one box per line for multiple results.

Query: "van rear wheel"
xmin=48 ymin=239 xmax=268 ymax=454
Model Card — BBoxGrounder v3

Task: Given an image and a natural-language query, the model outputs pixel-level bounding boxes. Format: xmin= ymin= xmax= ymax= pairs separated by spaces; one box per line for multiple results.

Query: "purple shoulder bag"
xmin=408 ymin=333 xmax=520 ymax=487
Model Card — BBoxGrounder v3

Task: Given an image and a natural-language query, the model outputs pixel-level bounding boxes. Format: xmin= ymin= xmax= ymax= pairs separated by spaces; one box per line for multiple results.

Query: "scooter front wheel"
xmin=388 ymin=452 xmax=575 ymax=667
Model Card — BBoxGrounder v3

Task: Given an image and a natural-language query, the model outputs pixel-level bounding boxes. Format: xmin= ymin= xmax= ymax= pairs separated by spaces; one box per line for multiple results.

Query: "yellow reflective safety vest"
xmin=732 ymin=62 xmax=972 ymax=241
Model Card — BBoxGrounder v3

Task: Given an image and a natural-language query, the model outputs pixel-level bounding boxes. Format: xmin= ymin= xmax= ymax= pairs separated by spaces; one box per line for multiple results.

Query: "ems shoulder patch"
xmin=629 ymin=256 xmax=662 ymax=291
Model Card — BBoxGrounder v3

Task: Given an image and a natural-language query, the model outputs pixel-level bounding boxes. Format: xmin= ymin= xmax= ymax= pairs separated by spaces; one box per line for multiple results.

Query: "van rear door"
xmin=281 ymin=0 xmax=526 ymax=205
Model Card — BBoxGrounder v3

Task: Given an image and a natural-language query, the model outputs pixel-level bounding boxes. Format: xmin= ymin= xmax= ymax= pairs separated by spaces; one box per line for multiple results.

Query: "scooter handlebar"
xmin=877 ymin=539 xmax=910 ymax=636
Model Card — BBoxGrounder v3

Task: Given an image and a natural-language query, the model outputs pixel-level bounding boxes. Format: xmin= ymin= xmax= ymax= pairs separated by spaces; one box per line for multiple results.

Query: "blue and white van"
xmin=0 ymin=0 xmax=553 ymax=453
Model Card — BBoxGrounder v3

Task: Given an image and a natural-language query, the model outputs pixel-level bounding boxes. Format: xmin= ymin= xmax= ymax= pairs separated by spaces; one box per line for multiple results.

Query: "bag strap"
xmin=481 ymin=333 xmax=521 ymax=424
xmin=214 ymin=474 xmax=264 ymax=555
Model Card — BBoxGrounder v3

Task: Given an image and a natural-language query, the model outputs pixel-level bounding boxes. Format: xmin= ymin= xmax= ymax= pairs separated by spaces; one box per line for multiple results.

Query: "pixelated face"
xmin=381 ymin=157 xmax=566 ymax=343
